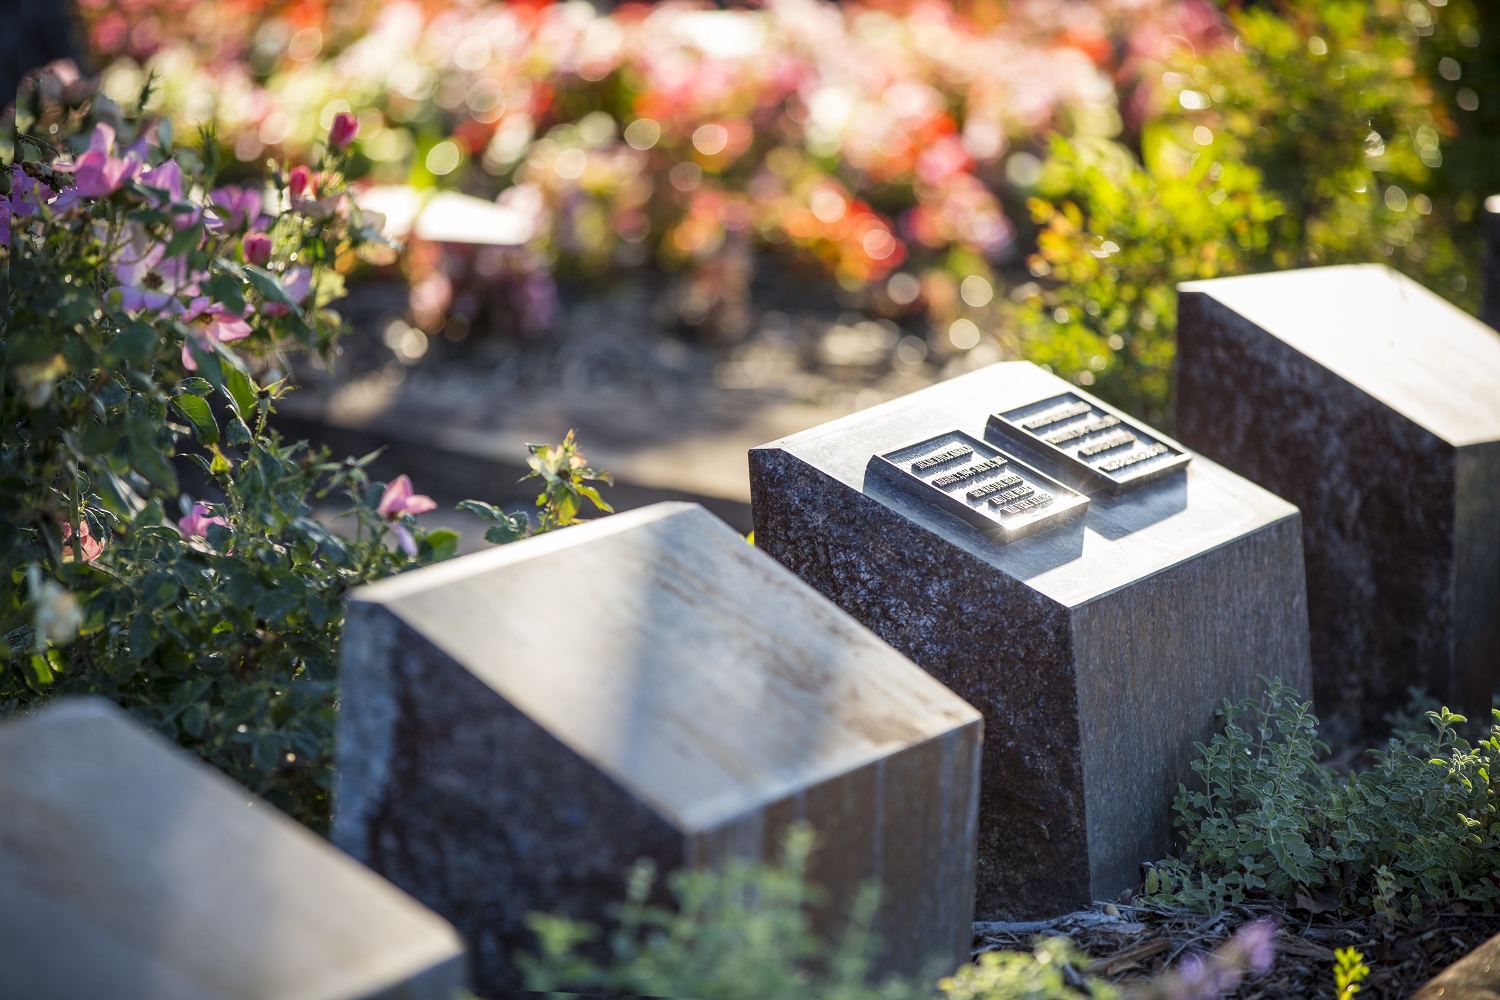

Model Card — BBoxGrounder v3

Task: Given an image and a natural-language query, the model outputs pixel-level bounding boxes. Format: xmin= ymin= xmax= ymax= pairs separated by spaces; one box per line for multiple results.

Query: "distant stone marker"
xmin=335 ymin=502 xmax=982 ymax=993
xmin=0 ymin=698 xmax=466 ymax=1000
xmin=1178 ymin=264 xmax=1500 ymax=734
xmin=749 ymin=361 xmax=1310 ymax=920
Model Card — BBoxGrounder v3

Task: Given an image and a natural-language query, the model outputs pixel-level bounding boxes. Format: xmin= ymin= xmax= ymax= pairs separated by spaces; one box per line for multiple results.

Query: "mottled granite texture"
xmin=749 ymin=362 xmax=1310 ymax=920
xmin=1178 ymin=265 xmax=1500 ymax=735
xmin=335 ymin=503 xmax=982 ymax=993
xmin=1410 ymin=928 xmax=1500 ymax=1000
xmin=0 ymin=699 xmax=465 ymax=1000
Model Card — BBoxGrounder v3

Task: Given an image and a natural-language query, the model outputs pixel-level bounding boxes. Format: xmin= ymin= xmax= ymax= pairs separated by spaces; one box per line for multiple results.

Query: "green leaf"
xmin=81 ymin=422 xmax=121 ymax=456
xmin=422 ymin=528 xmax=460 ymax=563
xmin=255 ymin=589 xmax=300 ymax=626
xmin=222 ymin=365 xmax=258 ymax=419
xmin=457 ymin=500 xmax=504 ymax=521
xmin=178 ymin=377 xmax=214 ymax=396
xmin=142 ymin=571 xmax=181 ymax=609
xmin=26 ymin=655 xmax=55 ymax=690
xmin=107 ymin=323 xmax=158 ymax=366
xmin=127 ymin=430 xmax=180 ymax=495
xmin=172 ymin=394 xmax=220 ymax=445
xmin=225 ymin=416 xmax=253 ymax=446
xmin=163 ymin=223 xmax=203 ymax=259
xmin=484 ymin=512 xmax=530 ymax=545
xmin=576 ymin=485 xmax=614 ymax=514
xmin=243 ymin=265 xmax=305 ymax=317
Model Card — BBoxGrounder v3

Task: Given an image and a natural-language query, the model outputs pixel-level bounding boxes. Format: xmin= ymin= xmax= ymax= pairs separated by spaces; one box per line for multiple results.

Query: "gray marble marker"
xmin=750 ymin=361 xmax=1310 ymax=920
xmin=1178 ymin=264 xmax=1500 ymax=735
xmin=336 ymin=503 xmax=982 ymax=993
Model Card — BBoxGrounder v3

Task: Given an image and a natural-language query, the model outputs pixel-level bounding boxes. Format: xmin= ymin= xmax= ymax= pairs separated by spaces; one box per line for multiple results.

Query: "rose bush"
xmin=2 ymin=79 xmax=609 ymax=829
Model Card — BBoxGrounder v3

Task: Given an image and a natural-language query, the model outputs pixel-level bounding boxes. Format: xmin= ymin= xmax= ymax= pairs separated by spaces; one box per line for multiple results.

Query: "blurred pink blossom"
xmin=55 ymin=123 xmax=145 ymax=201
xmin=329 ymin=111 xmax=360 ymax=149
xmin=260 ymin=266 xmax=311 ymax=316
xmin=111 ymin=231 xmax=202 ymax=314
xmin=180 ymin=296 xmax=252 ymax=369
xmin=377 ymin=475 xmax=437 ymax=556
xmin=12 ymin=167 xmax=55 ymax=219
xmin=178 ymin=502 xmax=228 ymax=539
xmin=242 ymin=232 xmax=272 ymax=265
xmin=211 ymin=185 xmax=263 ymax=231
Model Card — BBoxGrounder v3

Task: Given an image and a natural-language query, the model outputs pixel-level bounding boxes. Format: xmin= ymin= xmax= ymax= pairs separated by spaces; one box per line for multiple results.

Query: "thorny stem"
xmin=68 ymin=463 xmax=83 ymax=563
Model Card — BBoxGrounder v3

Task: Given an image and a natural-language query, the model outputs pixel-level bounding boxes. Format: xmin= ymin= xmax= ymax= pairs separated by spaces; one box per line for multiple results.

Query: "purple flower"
xmin=110 ymin=230 xmax=202 ymax=315
xmin=12 ymin=167 xmax=55 ymax=219
xmin=377 ymin=475 xmax=437 ymax=556
xmin=1236 ymin=918 xmax=1278 ymax=976
xmin=54 ymin=123 xmax=145 ymax=201
xmin=211 ymin=185 xmax=263 ymax=232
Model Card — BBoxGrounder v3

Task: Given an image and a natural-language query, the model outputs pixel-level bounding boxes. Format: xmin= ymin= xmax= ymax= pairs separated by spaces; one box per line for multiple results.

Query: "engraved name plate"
xmin=870 ymin=430 xmax=1089 ymax=543
xmin=985 ymin=393 xmax=1190 ymax=495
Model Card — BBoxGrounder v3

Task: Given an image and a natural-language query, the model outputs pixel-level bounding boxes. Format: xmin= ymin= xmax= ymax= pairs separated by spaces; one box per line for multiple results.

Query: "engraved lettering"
xmin=911 ymin=445 xmax=973 ymax=472
xmin=1000 ymin=491 xmax=1054 ymax=516
xmin=932 ymin=458 xmax=1006 ymax=488
xmin=986 ymin=484 xmax=1035 ymax=508
xmin=1019 ymin=401 xmax=1092 ymax=430
xmin=1077 ymin=430 xmax=1137 ymax=457
xmin=1042 ymin=414 xmax=1121 ymax=445
xmin=1097 ymin=443 xmax=1169 ymax=473
xmin=966 ymin=473 xmax=1024 ymax=501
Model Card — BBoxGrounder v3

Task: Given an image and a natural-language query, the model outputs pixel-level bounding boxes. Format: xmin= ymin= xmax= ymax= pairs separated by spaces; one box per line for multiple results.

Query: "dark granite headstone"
xmin=334 ymin=502 xmax=982 ymax=993
xmin=0 ymin=698 xmax=466 ymax=1000
xmin=1177 ymin=264 xmax=1500 ymax=735
xmin=749 ymin=361 xmax=1310 ymax=920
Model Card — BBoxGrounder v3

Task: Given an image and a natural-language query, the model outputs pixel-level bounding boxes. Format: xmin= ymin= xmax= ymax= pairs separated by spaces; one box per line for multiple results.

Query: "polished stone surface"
xmin=336 ymin=502 xmax=982 ymax=992
xmin=1178 ymin=264 xmax=1500 ymax=733
xmin=0 ymin=698 xmax=466 ymax=1000
xmin=749 ymin=361 xmax=1310 ymax=919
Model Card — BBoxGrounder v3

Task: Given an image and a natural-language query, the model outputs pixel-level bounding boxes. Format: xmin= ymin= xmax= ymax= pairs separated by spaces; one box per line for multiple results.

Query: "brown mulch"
xmin=973 ymin=900 xmax=1500 ymax=998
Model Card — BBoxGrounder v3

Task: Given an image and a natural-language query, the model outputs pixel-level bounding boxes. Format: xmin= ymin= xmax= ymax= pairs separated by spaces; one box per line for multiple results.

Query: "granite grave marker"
xmin=1178 ymin=263 xmax=1500 ymax=733
xmin=0 ymin=698 xmax=466 ymax=1000
xmin=334 ymin=501 xmax=982 ymax=992
xmin=750 ymin=361 xmax=1311 ymax=919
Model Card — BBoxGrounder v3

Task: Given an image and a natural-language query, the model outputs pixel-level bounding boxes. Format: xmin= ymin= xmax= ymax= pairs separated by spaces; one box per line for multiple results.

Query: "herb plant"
xmin=1144 ymin=679 xmax=1500 ymax=917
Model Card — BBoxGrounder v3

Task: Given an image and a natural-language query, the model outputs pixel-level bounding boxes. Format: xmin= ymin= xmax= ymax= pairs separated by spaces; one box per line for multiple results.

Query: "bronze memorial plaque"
xmin=870 ymin=430 xmax=1089 ymax=543
xmin=985 ymin=393 xmax=1190 ymax=495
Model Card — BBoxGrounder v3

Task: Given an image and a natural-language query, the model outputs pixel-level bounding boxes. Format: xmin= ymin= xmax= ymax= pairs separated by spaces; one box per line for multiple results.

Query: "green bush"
xmin=1020 ymin=0 xmax=1493 ymax=426
xmin=1143 ymin=679 xmax=1500 ymax=918
xmin=519 ymin=823 xmax=1119 ymax=1000
xmin=2 ymin=86 xmax=612 ymax=829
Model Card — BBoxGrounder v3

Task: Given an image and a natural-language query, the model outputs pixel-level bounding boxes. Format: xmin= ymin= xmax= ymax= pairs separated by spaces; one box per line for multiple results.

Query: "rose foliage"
xmin=1 ymin=85 xmax=608 ymax=829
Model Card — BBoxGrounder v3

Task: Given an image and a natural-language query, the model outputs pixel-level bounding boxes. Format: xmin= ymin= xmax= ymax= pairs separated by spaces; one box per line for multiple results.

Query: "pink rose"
xmin=180 ymin=297 xmax=253 ymax=370
xmin=178 ymin=502 xmax=228 ymax=539
xmin=377 ymin=475 xmax=437 ymax=556
xmin=242 ymin=232 xmax=272 ymax=266
xmin=329 ymin=112 xmax=360 ymax=150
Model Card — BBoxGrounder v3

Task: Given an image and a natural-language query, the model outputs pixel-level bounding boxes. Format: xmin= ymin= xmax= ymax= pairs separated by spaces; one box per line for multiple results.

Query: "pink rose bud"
xmin=329 ymin=112 xmax=360 ymax=150
xmin=289 ymin=165 xmax=313 ymax=202
xmin=242 ymin=232 xmax=272 ymax=266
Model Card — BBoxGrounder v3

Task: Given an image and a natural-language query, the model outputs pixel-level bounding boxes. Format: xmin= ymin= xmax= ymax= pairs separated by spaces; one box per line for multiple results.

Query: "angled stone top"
xmin=349 ymin=502 xmax=980 ymax=833
xmin=0 ymin=698 xmax=465 ymax=1000
xmin=753 ymin=362 xmax=1299 ymax=608
xmin=1179 ymin=263 xmax=1500 ymax=447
